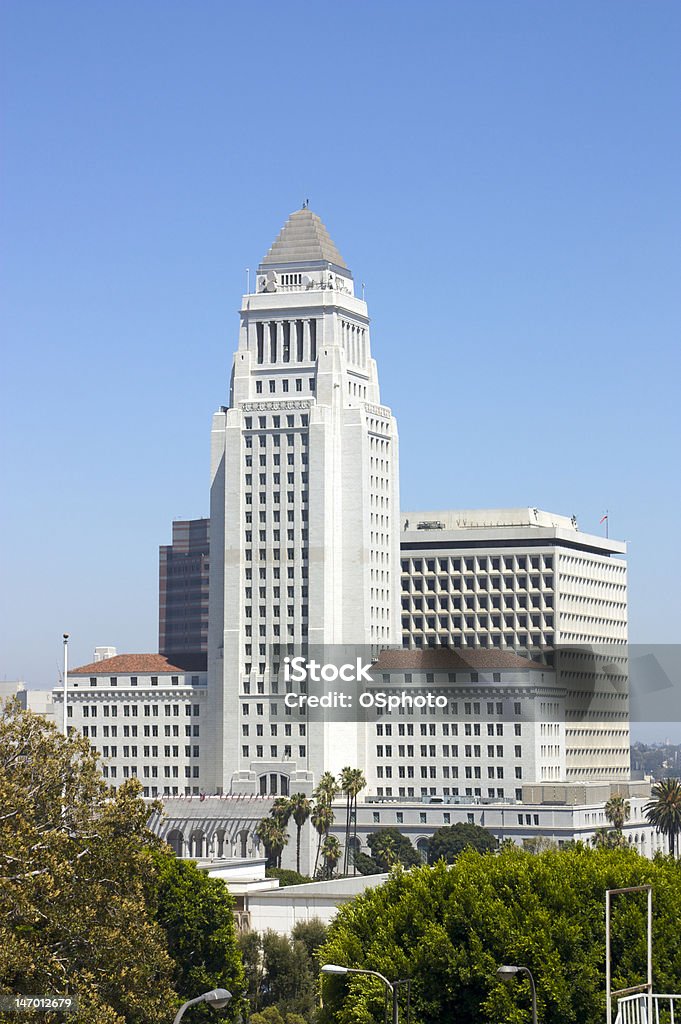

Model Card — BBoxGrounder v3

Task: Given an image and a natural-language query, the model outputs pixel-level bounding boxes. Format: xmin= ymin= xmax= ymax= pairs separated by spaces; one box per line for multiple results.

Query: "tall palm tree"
xmin=339 ymin=766 xmax=366 ymax=875
xmin=314 ymin=771 xmax=339 ymax=805
xmin=311 ymin=800 xmax=334 ymax=878
xmin=271 ymin=796 xmax=293 ymax=828
xmin=255 ymin=815 xmax=289 ymax=868
xmin=645 ymin=777 xmax=681 ymax=858
xmin=289 ymin=792 xmax=312 ymax=874
xmin=605 ymin=795 xmax=630 ymax=831
xmin=321 ymin=834 xmax=342 ymax=879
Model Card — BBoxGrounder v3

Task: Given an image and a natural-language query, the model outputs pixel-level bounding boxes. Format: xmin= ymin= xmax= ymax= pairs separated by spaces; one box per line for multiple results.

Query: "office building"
xmin=399 ymin=508 xmax=629 ymax=779
xmin=159 ymin=518 xmax=210 ymax=657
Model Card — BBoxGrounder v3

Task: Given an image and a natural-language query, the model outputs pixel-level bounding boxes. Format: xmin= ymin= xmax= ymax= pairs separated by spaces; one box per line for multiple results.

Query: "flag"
xmin=599 ymin=514 xmax=608 ymax=524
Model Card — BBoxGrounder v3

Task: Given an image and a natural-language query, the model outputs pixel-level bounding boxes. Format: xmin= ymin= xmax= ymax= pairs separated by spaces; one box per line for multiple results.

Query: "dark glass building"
xmin=159 ymin=518 xmax=210 ymax=656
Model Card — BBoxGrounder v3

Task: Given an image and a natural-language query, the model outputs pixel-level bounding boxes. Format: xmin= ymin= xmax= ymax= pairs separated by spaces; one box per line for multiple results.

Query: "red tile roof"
xmin=69 ymin=653 xmax=207 ymax=675
xmin=373 ymin=648 xmax=545 ymax=672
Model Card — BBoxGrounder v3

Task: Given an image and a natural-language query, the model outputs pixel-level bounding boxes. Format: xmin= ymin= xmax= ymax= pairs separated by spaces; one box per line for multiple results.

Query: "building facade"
xmin=364 ymin=648 xmax=566 ymax=802
xmin=399 ymin=508 xmax=629 ymax=780
xmin=159 ymin=518 xmax=210 ymax=657
xmin=207 ymin=207 xmax=401 ymax=795
xmin=53 ymin=653 xmax=208 ymax=798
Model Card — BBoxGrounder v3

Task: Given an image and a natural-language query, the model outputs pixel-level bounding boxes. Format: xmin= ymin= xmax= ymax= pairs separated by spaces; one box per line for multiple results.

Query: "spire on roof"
xmin=260 ymin=208 xmax=348 ymax=269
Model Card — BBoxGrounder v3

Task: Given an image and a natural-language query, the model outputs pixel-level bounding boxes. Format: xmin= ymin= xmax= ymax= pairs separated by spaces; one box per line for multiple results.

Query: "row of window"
xmin=403 ymin=556 xmax=554 ymax=574
xmin=253 ymin=377 xmax=315 ymax=394
xmin=375 ymin=765 xmax=523 ymax=780
xmin=82 ymin=725 xmax=199 ymax=738
xmin=376 ymin=722 xmax=521 ymax=736
xmin=102 ymin=765 xmax=200 ymax=779
xmin=75 ymin=703 xmax=201 ymax=718
xmin=242 ymin=744 xmax=306 ymax=758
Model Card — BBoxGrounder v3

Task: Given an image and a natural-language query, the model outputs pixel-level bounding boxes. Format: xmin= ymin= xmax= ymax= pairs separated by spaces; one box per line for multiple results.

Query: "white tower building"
xmin=207 ymin=208 xmax=401 ymax=795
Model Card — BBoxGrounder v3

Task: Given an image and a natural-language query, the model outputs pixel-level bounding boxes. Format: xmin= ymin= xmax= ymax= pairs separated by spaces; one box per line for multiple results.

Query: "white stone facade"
xmin=399 ymin=509 xmax=629 ymax=780
xmin=207 ymin=209 xmax=401 ymax=795
xmin=53 ymin=654 xmax=208 ymax=797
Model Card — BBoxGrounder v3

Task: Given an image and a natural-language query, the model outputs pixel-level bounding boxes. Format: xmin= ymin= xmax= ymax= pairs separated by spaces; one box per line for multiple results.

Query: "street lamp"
xmin=173 ymin=988 xmax=232 ymax=1024
xmin=497 ymin=965 xmax=538 ymax=1024
xmin=322 ymin=965 xmax=402 ymax=1024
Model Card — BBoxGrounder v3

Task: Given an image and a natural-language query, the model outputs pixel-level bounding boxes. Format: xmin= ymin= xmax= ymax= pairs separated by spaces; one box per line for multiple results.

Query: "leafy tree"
xmin=605 ymin=795 xmax=631 ymax=831
xmin=352 ymin=850 xmax=383 ymax=876
xmin=249 ymin=1007 xmax=307 ymax=1024
xmin=645 ymin=777 xmax=681 ymax=857
xmin=148 ymin=849 xmax=244 ymax=1021
xmin=0 ymin=699 xmax=177 ymax=1024
xmin=318 ymin=845 xmax=681 ymax=1024
xmin=291 ymin=918 xmax=328 ymax=970
xmin=266 ymin=868 xmax=312 ymax=887
xmin=289 ymin=793 xmax=312 ymax=875
xmin=427 ymin=822 xmax=498 ymax=864
xmin=240 ymin=922 xmax=328 ymax=1021
xmin=366 ymin=828 xmax=421 ymax=870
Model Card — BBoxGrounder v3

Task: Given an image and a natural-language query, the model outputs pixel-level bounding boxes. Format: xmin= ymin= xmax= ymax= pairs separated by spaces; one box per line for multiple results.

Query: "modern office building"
xmin=53 ymin=652 xmax=208 ymax=797
xmin=159 ymin=518 xmax=210 ymax=657
xmin=399 ymin=508 xmax=629 ymax=780
xmin=206 ymin=207 xmax=401 ymax=795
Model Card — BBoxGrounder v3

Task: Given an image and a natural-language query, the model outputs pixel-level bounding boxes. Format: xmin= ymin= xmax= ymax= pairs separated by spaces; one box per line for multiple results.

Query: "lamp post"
xmin=497 ymin=965 xmax=538 ymax=1024
xmin=322 ymin=964 xmax=401 ymax=1024
xmin=173 ymin=988 xmax=232 ymax=1024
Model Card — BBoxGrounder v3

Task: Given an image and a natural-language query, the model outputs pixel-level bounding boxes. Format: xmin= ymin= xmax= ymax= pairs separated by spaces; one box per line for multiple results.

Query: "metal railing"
xmin=615 ymin=994 xmax=680 ymax=1024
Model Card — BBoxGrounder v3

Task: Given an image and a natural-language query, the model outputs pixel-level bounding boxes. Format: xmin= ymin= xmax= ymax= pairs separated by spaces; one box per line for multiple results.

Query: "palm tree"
xmin=320 ymin=834 xmax=342 ymax=879
xmin=271 ymin=796 xmax=293 ymax=828
xmin=255 ymin=815 xmax=289 ymax=868
xmin=314 ymin=771 xmax=339 ymax=805
xmin=289 ymin=792 xmax=312 ymax=874
xmin=605 ymin=795 xmax=630 ymax=831
xmin=339 ymin=766 xmax=366 ymax=875
xmin=311 ymin=800 xmax=334 ymax=878
xmin=645 ymin=777 xmax=681 ymax=858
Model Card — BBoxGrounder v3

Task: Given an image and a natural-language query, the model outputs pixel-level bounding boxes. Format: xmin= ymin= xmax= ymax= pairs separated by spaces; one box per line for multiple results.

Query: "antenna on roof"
xmin=302 ymin=198 xmax=309 ymax=209
xmin=246 ymin=267 xmax=250 ymax=293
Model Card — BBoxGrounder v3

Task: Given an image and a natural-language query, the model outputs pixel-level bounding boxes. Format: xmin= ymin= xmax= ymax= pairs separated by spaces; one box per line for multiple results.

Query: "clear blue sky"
xmin=2 ymin=2 xmax=680 ymax=712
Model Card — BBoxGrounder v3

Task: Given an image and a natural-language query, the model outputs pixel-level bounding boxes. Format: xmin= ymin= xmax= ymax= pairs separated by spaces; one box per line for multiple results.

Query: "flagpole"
xmin=62 ymin=633 xmax=69 ymax=735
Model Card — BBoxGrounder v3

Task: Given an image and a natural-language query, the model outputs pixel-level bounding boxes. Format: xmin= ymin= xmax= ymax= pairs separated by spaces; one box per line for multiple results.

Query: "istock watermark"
xmin=262 ymin=643 xmax=681 ymax=723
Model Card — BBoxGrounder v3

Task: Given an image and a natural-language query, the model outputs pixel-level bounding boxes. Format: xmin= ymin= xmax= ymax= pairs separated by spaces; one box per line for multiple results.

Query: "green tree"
xmin=0 ymin=699 xmax=177 ymax=1024
xmin=427 ymin=822 xmax=498 ymax=864
xmin=289 ymin=793 xmax=312 ymax=875
xmin=320 ymin=835 xmax=342 ymax=879
xmin=352 ymin=850 xmax=383 ymax=876
xmin=318 ymin=845 xmax=681 ymax=1024
xmin=256 ymin=816 xmax=289 ymax=869
xmin=266 ymin=868 xmax=312 ymax=887
xmin=605 ymin=795 xmax=631 ymax=831
xmin=311 ymin=801 xmax=334 ymax=878
xmin=148 ymin=849 xmax=244 ymax=1021
xmin=645 ymin=777 xmax=681 ymax=857
xmin=240 ymin=923 xmax=327 ymax=1021
xmin=271 ymin=797 xmax=293 ymax=828
xmin=314 ymin=772 xmax=339 ymax=806
xmin=339 ymin=767 xmax=366 ymax=875
xmin=249 ymin=1007 xmax=307 ymax=1024
xmin=366 ymin=828 xmax=421 ymax=871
